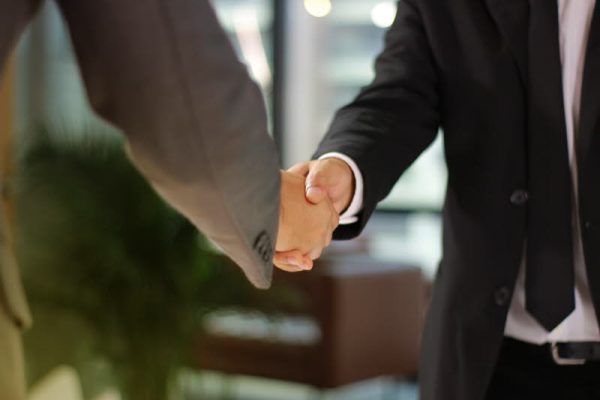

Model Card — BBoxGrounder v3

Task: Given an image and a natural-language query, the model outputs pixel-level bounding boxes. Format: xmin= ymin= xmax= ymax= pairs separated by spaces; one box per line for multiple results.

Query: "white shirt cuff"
xmin=318 ymin=152 xmax=364 ymax=225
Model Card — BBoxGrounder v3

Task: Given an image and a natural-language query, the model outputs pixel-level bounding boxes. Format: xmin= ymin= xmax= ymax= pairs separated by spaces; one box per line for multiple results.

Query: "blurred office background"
xmin=1 ymin=0 xmax=447 ymax=399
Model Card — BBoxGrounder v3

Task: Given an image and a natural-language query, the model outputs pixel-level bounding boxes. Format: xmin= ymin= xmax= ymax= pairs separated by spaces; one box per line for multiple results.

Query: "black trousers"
xmin=485 ymin=338 xmax=600 ymax=400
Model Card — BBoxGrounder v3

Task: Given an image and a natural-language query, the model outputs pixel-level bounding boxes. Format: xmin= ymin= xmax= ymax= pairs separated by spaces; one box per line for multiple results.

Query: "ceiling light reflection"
xmin=371 ymin=2 xmax=397 ymax=28
xmin=304 ymin=0 xmax=332 ymax=18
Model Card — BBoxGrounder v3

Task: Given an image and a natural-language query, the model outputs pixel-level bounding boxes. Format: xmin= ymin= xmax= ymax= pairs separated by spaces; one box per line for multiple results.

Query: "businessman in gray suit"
xmin=0 ymin=1 xmax=337 ymax=398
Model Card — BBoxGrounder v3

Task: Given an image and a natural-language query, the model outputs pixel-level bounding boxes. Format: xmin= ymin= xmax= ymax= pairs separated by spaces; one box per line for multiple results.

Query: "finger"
xmin=305 ymin=177 xmax=328 ymax=204
xmin=274 ymin=262 xmax=305 ymax=273
xmin=297 ymin=254 xmax=314 ymax=269
xmin=305 ymin=167 xmax=329 ymax=204
xmin=274 ymin=250 xmax=313 ymax=271
xmin=288 ymin=161 xmax=311 ymax=177
xmin=273 ymin=252 xmax=304 ymax=272
xmin=306 ymin=185 xmax=327 ymax=204
xmin=274 ymin=256 xmax=313 ymax=272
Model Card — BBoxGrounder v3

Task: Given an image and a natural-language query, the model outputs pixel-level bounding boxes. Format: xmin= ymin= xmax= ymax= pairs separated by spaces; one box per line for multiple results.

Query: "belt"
xmin=502 ymin=338 xmax=600 ymax=366
xmin=551 ymin=342 xmax=600 ymax=365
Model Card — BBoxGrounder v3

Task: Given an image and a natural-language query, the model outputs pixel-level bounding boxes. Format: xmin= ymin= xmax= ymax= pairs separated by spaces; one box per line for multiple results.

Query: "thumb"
xmin=306 ymin=184 xmax=327 ymax=204
xmin=305 ymin=163 xmax=332 ymax=204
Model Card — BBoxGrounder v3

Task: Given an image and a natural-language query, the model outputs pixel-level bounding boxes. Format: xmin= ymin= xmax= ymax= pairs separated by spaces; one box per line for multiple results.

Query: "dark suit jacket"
xmin=0 ymin=0 xmax=280 ymax=333
xmin=315 ymin=1 xmax=600 ymax=399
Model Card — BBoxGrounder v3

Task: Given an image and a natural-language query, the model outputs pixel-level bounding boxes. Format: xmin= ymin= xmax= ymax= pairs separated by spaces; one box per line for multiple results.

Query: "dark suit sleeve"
xmin=315 ymin=0 xmax=440 ymax=240
xmin=54 ymin=0 xmax=281 ymax=288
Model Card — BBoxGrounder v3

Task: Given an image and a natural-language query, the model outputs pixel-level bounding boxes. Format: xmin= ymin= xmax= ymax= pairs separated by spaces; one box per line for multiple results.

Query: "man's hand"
xmin=288 ymin=158 xmax=354 ymax=212
xmin=274 ymin=158 xmax=355 ymax=272
xmin=275 ymin=170 xmax=340 ymax=272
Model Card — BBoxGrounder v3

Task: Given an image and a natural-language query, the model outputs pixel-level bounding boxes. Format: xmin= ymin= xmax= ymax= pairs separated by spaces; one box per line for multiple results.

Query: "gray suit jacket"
xmin=0 ymin=0 xmax=280 ymax=327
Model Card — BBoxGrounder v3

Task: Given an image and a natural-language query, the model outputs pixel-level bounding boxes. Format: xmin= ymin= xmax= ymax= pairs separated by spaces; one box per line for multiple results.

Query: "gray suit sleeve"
xmin=55 ymin=0 xmax=280 ymax=288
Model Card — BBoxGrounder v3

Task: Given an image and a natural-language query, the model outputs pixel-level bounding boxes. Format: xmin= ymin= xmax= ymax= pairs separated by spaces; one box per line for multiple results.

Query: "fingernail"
xmin=285 ymin=257 xmax=301 ymax=267
xmin=306 ymin=186 xmax=323 ymax=197
xmin=301 ymin=260 xmax=313 ymax=271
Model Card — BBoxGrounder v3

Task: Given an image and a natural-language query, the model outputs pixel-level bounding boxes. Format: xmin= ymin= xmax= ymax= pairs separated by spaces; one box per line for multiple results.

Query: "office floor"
xmin=27 ymin=367 xmax=419 ymax=400
xmin=180 ymin=371 xmax=419 ymax=400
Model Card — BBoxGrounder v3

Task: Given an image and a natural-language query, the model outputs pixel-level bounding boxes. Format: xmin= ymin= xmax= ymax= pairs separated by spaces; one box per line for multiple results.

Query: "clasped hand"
xmin=274 ymin=158 xmax=354 ymax=272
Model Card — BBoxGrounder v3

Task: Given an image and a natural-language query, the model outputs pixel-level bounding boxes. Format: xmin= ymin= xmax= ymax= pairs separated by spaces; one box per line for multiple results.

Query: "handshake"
xmin=274 ymin=157 xmax=355 ymax=272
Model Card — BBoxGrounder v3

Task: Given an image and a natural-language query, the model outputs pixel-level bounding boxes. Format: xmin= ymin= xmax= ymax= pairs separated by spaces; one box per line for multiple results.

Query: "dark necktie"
xmin=525 ymin=0 xmax=576 ymax=332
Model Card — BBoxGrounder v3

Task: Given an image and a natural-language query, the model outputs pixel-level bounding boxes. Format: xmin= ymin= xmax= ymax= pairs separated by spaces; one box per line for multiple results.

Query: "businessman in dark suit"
xmin=276 ymin=0 xmax=600 ymax=399
xmin=0 ymin=1 xmax=337 ymax=398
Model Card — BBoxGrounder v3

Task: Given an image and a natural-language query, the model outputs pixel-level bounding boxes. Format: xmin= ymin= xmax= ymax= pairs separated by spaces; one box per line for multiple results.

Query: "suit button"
xmin=510 ymin=190 xmax=529 ymax=206
xmin=585 ymin=221 xmax=593 ymax=230
xmin=253 ymin=231 xmax=273 ymax=263
xmin=494 ymin=287 xmax=511 ymax=306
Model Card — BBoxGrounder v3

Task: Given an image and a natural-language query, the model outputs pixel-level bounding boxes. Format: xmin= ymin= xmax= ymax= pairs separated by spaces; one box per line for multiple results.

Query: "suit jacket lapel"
xmin=485 ymin=0 xmax=530 ymax=87
xmin=579 ymin=2 xmax=600 ymax=167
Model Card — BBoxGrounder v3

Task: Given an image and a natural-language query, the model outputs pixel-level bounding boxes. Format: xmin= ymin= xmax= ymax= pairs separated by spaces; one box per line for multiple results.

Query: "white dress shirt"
xmin=322 ymin=0 xmax=600 ymax=344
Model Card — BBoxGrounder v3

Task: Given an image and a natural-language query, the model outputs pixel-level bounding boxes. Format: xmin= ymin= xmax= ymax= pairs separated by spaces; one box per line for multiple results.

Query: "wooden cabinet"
xmin=191 ymin=257 xmax=429 ymax=388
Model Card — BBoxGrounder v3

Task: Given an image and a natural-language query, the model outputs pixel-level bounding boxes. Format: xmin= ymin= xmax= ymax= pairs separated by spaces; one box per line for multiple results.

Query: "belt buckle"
xmin=551 ymin=342 xmax=586 ymax=365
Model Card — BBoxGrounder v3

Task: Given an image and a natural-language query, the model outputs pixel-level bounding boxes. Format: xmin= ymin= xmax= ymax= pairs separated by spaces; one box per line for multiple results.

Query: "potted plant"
xmin=13 ymin=130 xmax=298 ymax=400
